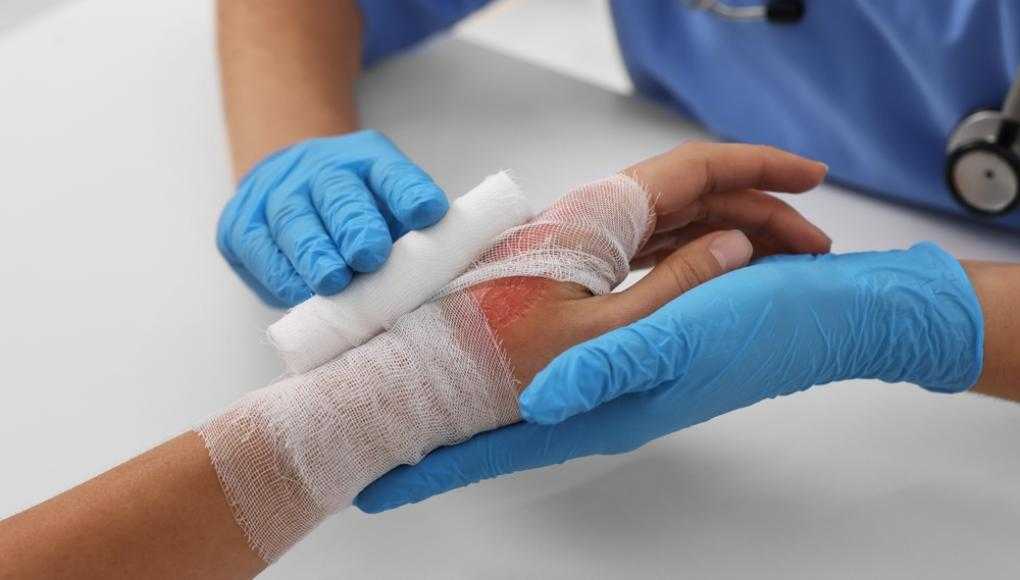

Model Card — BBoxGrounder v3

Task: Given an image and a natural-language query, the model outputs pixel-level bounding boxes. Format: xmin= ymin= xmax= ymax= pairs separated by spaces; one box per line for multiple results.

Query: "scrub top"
xmin=357 ymin=0 xmax=1020 ymax=231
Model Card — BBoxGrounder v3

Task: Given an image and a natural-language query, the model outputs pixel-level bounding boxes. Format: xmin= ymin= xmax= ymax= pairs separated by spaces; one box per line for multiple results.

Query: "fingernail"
xmin=819 ymin=229 xmax=833 ymax=247
xmin=708 ymin=230 xmax=753 ymax=271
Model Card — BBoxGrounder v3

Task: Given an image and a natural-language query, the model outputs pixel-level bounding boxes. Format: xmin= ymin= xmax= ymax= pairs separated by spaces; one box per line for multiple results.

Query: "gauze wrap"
xmin=198 ymin=174 xmax=654 ymax=562
xmin=269 ymin=172 xmax=535 ymax=374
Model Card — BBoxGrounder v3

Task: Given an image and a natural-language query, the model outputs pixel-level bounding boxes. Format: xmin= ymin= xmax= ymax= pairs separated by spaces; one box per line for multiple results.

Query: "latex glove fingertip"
xmin=404 ymin=191 xmax=449 ymax=230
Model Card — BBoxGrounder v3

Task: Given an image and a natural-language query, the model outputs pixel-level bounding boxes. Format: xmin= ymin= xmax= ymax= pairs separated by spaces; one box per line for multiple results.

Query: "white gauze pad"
xmin=198 ymin=174 xmax=654 ymax=562
xmin=268 ymin=171 xmax=534 ymax=374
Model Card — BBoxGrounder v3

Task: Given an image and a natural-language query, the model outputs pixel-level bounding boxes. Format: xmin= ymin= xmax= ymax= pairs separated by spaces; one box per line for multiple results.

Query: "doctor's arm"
xmin=963 ymin=260 xmax=1020 ymax=401
xmin=217 ymin=0 xmax=486 ymax=306
xmin=356 ymin=241 xmax=1020 ymax=513
xmin=218 ymin=0 xmax=360 ymax=175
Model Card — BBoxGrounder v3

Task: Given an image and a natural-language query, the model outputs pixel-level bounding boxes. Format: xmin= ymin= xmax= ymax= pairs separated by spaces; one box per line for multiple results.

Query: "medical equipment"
xmin=683 ymin=0 xmax=805 ymax=24
xmin=684 ymin=2 xmax=1020 ymax=219
xmin=946 ymin=72 xmax=1020 ymax=215
xmin=200 ymin=173 xmax=654 ymax=561
xmin=268 ymin=172 xmax=534 ymax=375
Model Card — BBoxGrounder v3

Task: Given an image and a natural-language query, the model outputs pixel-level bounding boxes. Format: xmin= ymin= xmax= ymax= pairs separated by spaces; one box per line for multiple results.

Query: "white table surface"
xmin=2 ymin=2 xmax=1019 ymax=578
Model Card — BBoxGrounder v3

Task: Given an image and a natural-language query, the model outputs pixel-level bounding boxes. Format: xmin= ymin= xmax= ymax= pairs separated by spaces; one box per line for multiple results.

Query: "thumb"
xmin=608 ymin=229 xmax=753 ymax=325
xmin=519 ymin=230 xmax=752 ymax=425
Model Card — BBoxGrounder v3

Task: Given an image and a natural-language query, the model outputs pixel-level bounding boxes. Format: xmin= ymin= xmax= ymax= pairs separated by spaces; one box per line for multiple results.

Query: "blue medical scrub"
xmin=358 ymin=0 xmax=1020 ymax=231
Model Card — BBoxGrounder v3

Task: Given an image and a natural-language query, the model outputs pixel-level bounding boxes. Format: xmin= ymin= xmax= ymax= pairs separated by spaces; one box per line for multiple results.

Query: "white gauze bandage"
xmin=269 ymin=172 xmax=534 ymax=374
xmin=198 ymin=174 xmax=654 ymax=563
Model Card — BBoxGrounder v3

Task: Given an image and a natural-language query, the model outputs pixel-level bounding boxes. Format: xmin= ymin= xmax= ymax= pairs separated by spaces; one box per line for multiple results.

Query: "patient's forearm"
xmin=0 ymin=283 xmax=560 ymax=580
xmin=962 ymin=260 xmax=1020 ymax=402
xmin=0 ymin=433 xmax=264 ymax=580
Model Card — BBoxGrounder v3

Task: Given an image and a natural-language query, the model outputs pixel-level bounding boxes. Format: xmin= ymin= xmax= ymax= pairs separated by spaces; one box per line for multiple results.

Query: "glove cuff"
xmin=904 ymin=242 xmax=984 ymax=393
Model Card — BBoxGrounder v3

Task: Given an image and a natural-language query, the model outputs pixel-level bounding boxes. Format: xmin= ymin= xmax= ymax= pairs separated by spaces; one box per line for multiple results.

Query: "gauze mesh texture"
xmin=441 ymin=174 xmax=654 ymax=298
xmin=197 ymin=173 xmax=653 ymax=563
xmin=269 ymin=172 xmax=534 ymax=375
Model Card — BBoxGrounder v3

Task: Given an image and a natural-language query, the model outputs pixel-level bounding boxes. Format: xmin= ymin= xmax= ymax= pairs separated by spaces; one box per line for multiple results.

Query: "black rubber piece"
xmin=766 ymin=0 xmax=805 ymax=23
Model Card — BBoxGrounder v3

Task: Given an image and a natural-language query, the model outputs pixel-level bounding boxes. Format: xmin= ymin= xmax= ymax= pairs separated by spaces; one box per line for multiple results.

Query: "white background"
xmin=2 ymin=1 xmax=1019 ymax=578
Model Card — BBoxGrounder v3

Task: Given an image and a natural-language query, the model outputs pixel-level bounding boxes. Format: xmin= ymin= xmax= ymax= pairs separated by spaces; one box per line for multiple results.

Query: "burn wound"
xmin=471 ymin=276 xmax=557 ymax=332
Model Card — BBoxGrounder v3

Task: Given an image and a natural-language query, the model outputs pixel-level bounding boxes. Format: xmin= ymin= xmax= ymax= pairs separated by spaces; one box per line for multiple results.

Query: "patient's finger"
xmin=600 ymin=229 xmax=753 ymax=327
xmin=625 ymin=142 xmax=828 ymax=214
xmin=649 ymin=189 xmax=831 ymax=258
xmin=700 ymin=189 xmax=830 ymax=254
xmin=633 ymin=225 xmax=785 ymax=269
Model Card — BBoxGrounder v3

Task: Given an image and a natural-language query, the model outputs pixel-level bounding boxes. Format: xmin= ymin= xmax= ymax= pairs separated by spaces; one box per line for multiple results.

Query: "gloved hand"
xmin=355 ymin=242 xmax=984 ymax=512
xmin=217 ymin=130 xmax=449 ymax=307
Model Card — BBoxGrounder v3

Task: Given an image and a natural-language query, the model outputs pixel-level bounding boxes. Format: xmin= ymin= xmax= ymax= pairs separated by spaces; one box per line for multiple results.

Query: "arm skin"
xmin=218 ymin=0 xmax=362 ymax=179
xmin=964 ymin=260 xmax=1020 ymax=402
xmin=0 ymin=433 xmax=265 ymax=580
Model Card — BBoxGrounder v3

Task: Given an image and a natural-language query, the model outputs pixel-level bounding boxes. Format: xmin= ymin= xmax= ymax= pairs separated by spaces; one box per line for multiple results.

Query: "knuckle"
xmin=317 ymin=187 xmax=369 ymax=222
xmin=374 ymin=160 xmax=434 ymax=197
xmin=698 ymin=155 xmax=717 ymax=197
xmin=267 ymin=198 xmax=310 ymax=233
xmin=342 ymin=213 xmax=386 ymax=236
xmin=295 ymin=236 xmax=333 ymax=264
xmin=276 ymin=282 xmax=311 ymax=306
xmin=318 ymin=196 xmax=350 ymax=222
xmin=751 ymin=196 xmax=788 ymax=237
xmin=673 ymin=152 xmax=716 ymax=199
xmin=312 ymin=166 xmax=361 ymax=193
xmin=675 ymin=140 xmax=709 ymax=156
xmin=375 ymin=158 xmax=408 ymax=176
xmin=237 ymin=229 xmax=276 ymax=265
xmin=664 ymin=252 xmax=708 ymax=292
xmin=382 ymin=158 xmax=427 ymax=180
xmin=689 ymin=199 xmax=710 ymax=223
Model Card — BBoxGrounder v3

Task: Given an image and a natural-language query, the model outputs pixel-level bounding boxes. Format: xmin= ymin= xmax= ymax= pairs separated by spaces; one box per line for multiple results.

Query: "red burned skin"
xmin=464 ymin=205 xmax=571 ymax=333
xmin=470 ymin=276 xmax=556 ymax=332
xmin=463 ymin=181 xmax=647 ymax=342
xmin=453 ymin=178 xmax=657 ymax=386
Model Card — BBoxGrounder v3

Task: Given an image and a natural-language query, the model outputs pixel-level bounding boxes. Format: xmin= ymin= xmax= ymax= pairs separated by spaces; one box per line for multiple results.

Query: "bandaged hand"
xmin=198 ymin=143 xmax=830 ymax=562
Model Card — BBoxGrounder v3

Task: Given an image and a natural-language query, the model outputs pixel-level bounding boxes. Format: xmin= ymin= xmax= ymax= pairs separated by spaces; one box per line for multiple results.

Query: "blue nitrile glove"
xmin=355 ymin=242 xmax=984 ymax=512
xmin=217 ymin=130 xmax=449 ymax=307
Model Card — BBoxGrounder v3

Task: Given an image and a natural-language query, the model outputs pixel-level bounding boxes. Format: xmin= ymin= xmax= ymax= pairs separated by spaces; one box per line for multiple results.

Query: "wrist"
xmin=959 ymin=260 xmax=1019 ymax=399
xmin=235 ymin=127 xmax=366 ymax=187
xmin=857 ymin=243 xmax=984 ymax=392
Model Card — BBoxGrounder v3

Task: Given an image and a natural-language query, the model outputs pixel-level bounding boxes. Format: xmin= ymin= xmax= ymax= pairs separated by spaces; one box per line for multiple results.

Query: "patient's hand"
xmin=199 ymin=142 xmax=829 ymax=559
xmin=349 ymin=142 xmax=828 ymax=515
xmin=474 ymin=142 xmax=830 ymax=386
